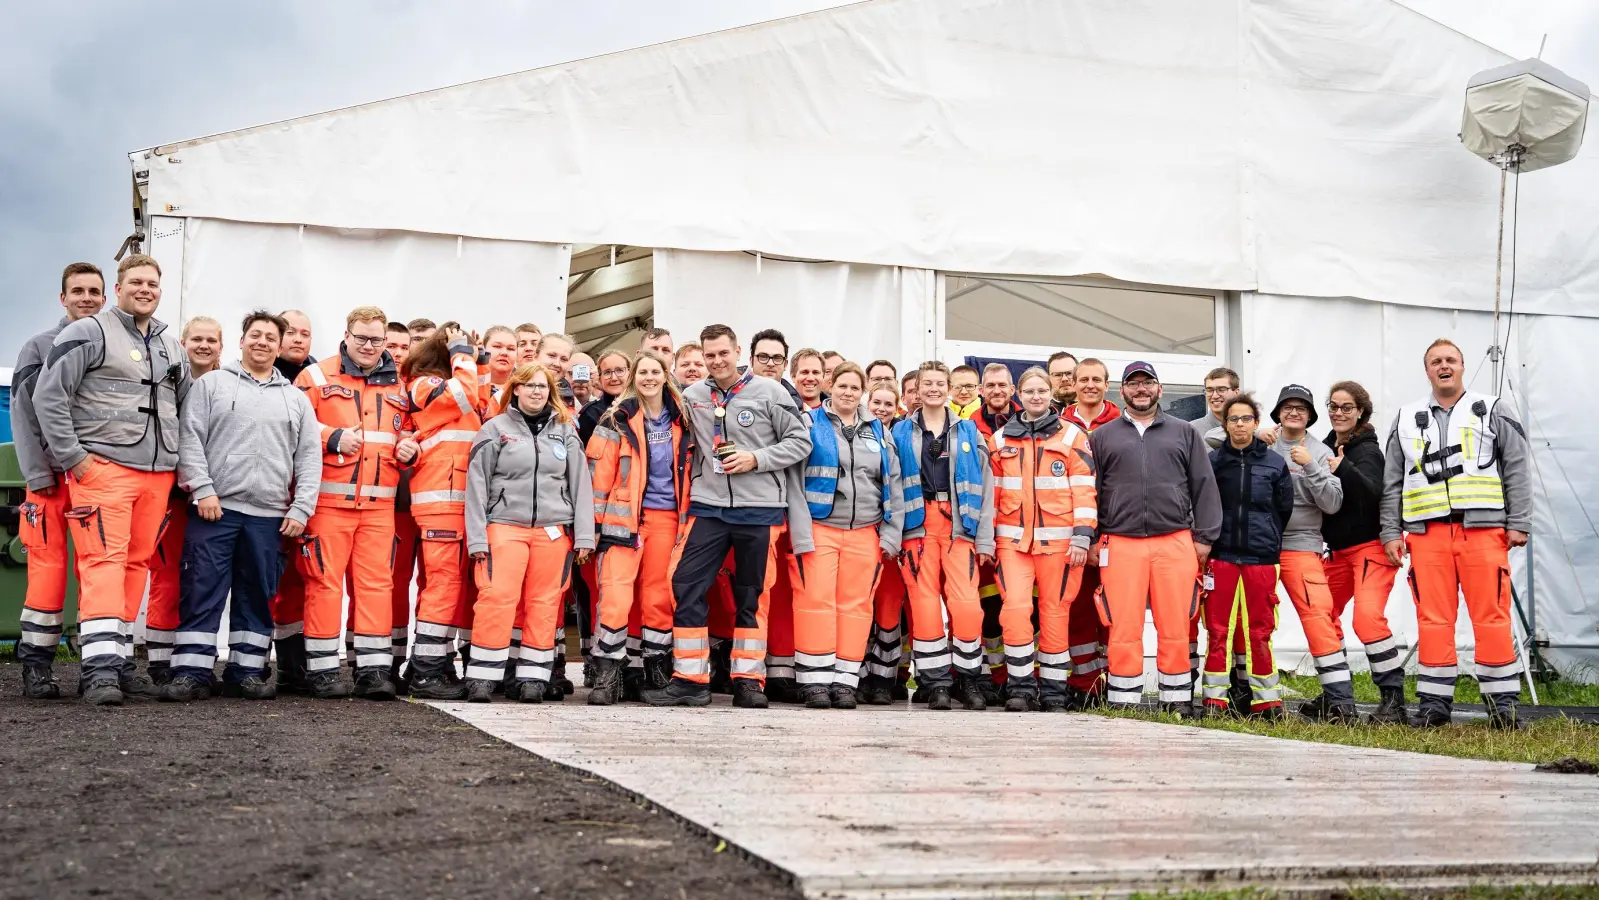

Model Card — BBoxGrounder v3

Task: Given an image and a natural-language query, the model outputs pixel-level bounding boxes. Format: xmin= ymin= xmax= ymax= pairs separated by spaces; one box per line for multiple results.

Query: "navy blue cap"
xmin=1122 ymin=361 xmax=1159 ymax=382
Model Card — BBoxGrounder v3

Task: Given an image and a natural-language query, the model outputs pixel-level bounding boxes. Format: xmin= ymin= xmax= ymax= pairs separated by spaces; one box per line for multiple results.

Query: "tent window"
xmin=945 ymin=276 xmax=1216 ymax=357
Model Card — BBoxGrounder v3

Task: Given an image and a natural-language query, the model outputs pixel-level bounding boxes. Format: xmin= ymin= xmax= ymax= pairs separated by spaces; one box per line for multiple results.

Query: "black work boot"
xmin=159 ymin=674 xmax=212 ymax=703
xmin=977 ymin=675 xmax=1002 ymax=707
xmin=147 ymin=662 xmax=172 ymax=687
xmin=951 ymin=673 xmax=987 ymax=711
xmin=1408 ymin=698 xmax=1453 ymax=728
xmin=409 ymin=670 xmax=467 ymax=701
xmin=310 ymin=671 xmax=352 ymax=700
xmin=275 ymin=635 xmax=314 ymax=696
xmin=622 ymin=667 xmax=646 ymax=702
xmin=1005 ymin=693 xmax=1037 ymax=712
xmin=465 ymin=679 xmax=495 ymax=703
xmin=1160 ymin=701 xmax=1195 ymax=719
xmin=1295 ymin=693 xmax=1329 ymax=722
xmin=21 ymin=664 xmax=62 ymax=700
xmin=800 ymin=683 xmax=832 ymax=709
xmin=353 ymin=670 xmax=397 ymax=700
xmin=709 ymin=641 xmax=734 ymax=694
xmin=925 ymin=685 xmax=953 ymax=711
xmin=552 ymin=656 xmax=575 ymax=697
xmin=731 ymin=678 xmax=769 ymax=709
xmin=588 ymin=657 xmax=623 ymax=706
xmin=542 ymin=677 xmax=565 ymax=701
xmin=520 ymin=680 xmax=547 ymax=704
xmin=82 ymin=679 xmax=123 ymax=707
xmin=1040 ymin=694 xmax=1068 ymax=712
xmin=120 ymin=670 xmax=160 ymax=699
xmin=644 ymin=677 xmax=713 ymax=707
xmin=389 ymin=659 xmax=410 ymax=695
xmin=1228 ymin=672 xmax=1253 ymax=717
xmin=1485 ymin=695 xmax=1526 ymax=731
xmin=222 ymin=675 xmax=278 ymax=700
xmin=857 ymin=677 xmax=894 ymax=706
xmin=1367 ymin=686 xmax=1408 ymax=725
xmin=643 ymin=653 xmax=673 ymax=690
xmin=766 ymin=677 xmax=801 ymax=704
xmin=831 ymin=684 xmax=858 ymax=709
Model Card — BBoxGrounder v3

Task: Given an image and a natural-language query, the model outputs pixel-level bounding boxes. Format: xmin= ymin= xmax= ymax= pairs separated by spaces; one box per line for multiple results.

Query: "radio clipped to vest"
xmin=1396 ymin=392 xmax=1504 ymax=522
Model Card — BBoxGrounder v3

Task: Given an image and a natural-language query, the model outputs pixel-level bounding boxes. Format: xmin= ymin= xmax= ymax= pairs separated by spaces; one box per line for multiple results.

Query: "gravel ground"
xmin=0 ymin=661 xmax=803 ymax=900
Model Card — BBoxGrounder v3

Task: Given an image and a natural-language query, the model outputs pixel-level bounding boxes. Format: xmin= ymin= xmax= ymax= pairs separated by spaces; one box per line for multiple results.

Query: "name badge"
xmin=551 ymin=442 xmax=567 ymax=461
xmin=1098 ymin=545 xmax=1110 ymax=567
xmin=545 ymin=525 xmax=564 ymax=541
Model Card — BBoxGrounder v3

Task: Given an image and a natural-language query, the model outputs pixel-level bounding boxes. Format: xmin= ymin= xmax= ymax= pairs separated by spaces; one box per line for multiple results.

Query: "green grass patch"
xmin=1096 ymin=705 xmax=1597 ymax=766
xmin=1125 ymin=886 xmax=1599 ymax=899
xmin=1278 ymin=670 xmax=1599 ymax=707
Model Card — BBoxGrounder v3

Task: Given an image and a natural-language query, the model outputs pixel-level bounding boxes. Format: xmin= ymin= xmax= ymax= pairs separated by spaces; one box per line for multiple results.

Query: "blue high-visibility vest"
xmin=892 ymin=415 xmax=984 ymax=534
xmin=803 ymin=409 xmax=892 ymax=524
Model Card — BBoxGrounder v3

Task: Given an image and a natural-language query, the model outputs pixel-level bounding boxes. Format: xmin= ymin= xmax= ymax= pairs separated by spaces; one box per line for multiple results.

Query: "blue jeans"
xmin=171 ymin=508 xmax=288 ymax=685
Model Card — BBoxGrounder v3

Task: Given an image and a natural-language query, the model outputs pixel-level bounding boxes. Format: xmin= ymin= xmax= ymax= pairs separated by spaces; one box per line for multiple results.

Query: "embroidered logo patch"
xmin=736 ymin=409 xmax=755 ymax=427
xmin=999 ymin=446 xmax=1020 ymax=458
xmin=1051 ymin=460 xmax=1066 ymax=477
xmin=552 ymin=442 xmax=568 ymax=461
xmin=425 ymin=529 xmax=460 ymax=540
xmin=321 ymin=385 xmax=354 ymax=399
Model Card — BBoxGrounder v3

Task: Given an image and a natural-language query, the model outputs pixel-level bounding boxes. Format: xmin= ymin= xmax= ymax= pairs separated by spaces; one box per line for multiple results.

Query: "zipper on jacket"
xmin=845 ymin=422 xmax=858 ymax=530
xmin=1233 ymin=455 xmax=1248 ymax=555
xmin=1030 ymin=435 xmax=1045 ymax=548
xmin=530 ymin=425 xmax=542 ymax=526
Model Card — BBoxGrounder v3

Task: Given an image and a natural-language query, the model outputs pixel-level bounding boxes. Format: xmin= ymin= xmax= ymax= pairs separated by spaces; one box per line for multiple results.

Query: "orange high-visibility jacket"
xmin=296 ymin=347 xmax=413 ymax=510
xmin=406 ymin=337 xmax=482 ymax=517
xmin=991 ymin=412 xmax=1097 ymax=554
xmin=585 ymin=395 xmax=695 ymax=547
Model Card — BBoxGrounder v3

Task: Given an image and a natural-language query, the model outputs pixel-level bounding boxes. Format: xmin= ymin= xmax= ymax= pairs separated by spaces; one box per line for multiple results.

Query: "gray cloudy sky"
xmin=3 ymin=0 xmax=1596 ymax=364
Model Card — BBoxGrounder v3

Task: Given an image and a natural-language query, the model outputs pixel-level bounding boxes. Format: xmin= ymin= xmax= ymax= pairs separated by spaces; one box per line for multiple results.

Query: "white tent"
xmin=130 ymin=0 xmax=1599 ymax=679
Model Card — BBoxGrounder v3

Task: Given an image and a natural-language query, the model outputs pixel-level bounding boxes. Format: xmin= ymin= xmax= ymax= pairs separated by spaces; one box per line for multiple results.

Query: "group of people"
xmin=10 ymin=257 xmax=1532 ymax=728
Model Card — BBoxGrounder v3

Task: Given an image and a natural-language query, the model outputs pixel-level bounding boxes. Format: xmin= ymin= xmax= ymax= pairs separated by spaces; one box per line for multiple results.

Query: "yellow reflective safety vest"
xmin=1396 ymin=391 xmax=1505 ymax=522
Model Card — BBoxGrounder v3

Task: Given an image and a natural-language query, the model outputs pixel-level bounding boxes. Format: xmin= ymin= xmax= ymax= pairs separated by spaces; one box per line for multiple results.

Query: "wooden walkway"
xmin=437 ymin=693 xmax=1599 ymax=898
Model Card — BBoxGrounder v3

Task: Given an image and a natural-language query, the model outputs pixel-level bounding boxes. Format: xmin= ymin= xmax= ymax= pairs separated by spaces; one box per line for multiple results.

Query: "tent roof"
xmin=136 ymin=0 xmax=1599 ymax=318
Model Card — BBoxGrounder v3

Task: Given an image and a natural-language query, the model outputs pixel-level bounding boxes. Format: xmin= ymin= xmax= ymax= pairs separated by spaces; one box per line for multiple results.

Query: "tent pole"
xmin=1490 ymin=161 xmax=1508 ymax=388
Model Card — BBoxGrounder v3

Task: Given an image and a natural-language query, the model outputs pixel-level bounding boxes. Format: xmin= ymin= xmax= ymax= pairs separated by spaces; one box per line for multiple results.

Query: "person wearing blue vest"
xmin=790 ymin=363 xmax=904 ymax=709
xmin=891 ymin=360 xmax=997 ymax=711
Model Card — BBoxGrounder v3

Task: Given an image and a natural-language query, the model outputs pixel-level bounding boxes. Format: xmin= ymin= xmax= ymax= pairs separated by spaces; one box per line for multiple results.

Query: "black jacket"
xmin=1321 ymin=425 xmax=1383 ymax=551
xmin=1088 ymin=412 xmax=1222 ymax=543
xmin=578 ymin=391 xmax=623 ymax=448
xmin=1209 ymin=437 xmax=1293 ymax=565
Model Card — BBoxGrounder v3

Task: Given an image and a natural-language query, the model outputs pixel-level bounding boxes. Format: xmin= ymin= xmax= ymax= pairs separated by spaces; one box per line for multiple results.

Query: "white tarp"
xmin=654 ymin=249 xmax=928 ymax=367
xmin=179 ymin=219 xmax=570 ymax=361
xmin=1243 ymin=292 xmax=1599 ymax=675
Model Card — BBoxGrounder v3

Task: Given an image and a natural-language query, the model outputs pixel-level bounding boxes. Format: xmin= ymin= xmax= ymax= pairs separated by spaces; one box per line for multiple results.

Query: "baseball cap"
xmin=1270 ymin=384 xmax=1318 ymax=426
xmin=570 ymin=364 xmax=593 ymax=383
xmin=1121 ymin=361 xmax=1159 ymax=382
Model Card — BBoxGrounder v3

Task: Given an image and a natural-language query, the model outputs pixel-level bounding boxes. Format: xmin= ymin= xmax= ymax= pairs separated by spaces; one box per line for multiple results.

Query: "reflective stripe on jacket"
xmin=586 ymin=395 xmax=694 ymax=547
xmin=991 ymin=412 xmax=1097 ymax=553
xmin=295 ymin=345 xmax=411 ymax=510
xmin=407 ymin=337 xmax=482 ymax=517
xmin=891 ymin=410 xmax=995 ymax=554
xmin=1396 ymin=391 xmax=1504 ymax=521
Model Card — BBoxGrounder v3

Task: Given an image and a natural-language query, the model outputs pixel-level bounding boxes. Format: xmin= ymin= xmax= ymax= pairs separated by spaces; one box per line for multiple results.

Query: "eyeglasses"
xmin=952 ymin=384 xmax=979 ymax=392
xmin=1279 ymin=405 xmax=1310 ymax=416
xmin=1203 ymin=387 xmax=1234 ymax=396
xmin=753 ymin=353 xmax=787 ymax=366
xmin=1122 ymin=381 xmax=1157 ymax=391
xmin=1326 ymin=402 xmax=1360 ymax=414
xmin=347 ymin=335 xmax=384 ymax=348
xmin=600 ymin=368 xmax=629 ymax=379
xmin=1226 ymin=414 xmax=1257 ymax=424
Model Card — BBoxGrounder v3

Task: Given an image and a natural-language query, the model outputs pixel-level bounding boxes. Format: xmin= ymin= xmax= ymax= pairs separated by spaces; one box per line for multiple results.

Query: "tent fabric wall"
xmin=180 ymin=219 xmax=571 ymax=361
xmin=1242 ymin=292 xmax=1599 ymax=676
xmin=653 ymin=250 xmax=925 ymax=369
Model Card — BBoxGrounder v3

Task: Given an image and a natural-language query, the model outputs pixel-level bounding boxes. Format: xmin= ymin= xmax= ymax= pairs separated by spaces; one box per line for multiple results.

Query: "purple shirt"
xmin=641 ymin=408 xmax=676 ymax=512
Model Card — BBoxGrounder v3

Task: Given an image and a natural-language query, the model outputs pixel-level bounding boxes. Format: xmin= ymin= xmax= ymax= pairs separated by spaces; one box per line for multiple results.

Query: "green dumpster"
xmin=0 ymin=442 xmax=78 ymax=642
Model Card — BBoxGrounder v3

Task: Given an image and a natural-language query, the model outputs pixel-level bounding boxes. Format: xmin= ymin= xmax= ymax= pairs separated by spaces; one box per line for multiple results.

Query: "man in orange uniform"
xmin=382 ymin=321 xmax=421 ymax=686
xmin=1382 ymin=338 xmax=1532 ymax=728
xmin=34 ymin=255 xmax=191 ymax=706
xmin=294 ymin=306 xmax=419 ymax=699
xmin=11 ymin=262 xmax=107 ymax=698
xmin=1088 ymin=362 xmax=1221 ymax=717
xmin=1059 ymin=358 xmax=1119 ymax=708
xmin=143 ymin=315 xmax=223 ymax=684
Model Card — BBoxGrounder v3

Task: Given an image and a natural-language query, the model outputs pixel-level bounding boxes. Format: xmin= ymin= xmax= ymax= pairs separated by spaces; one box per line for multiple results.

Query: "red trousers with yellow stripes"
xmin=1200 ymin=560 xmax=1281 ymax=712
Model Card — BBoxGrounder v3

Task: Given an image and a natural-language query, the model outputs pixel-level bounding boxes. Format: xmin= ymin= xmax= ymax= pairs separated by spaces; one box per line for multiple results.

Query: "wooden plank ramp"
xmin=434 ymin=693 xmax=1599 ymax=898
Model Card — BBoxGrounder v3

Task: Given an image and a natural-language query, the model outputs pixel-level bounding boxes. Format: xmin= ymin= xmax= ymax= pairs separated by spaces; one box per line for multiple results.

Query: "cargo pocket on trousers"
xmin=1190 ymin=576 xmax=1204 ymax=621
xmin=64 ymin=506 xmax=106 ymax=559
xmin=297 ymin=536 xmax=327 ymax=580
xmin=1094 ymin=584 xmax=1112 ymax=627
xmin=18 ymin=501 xmax=48 ymax=552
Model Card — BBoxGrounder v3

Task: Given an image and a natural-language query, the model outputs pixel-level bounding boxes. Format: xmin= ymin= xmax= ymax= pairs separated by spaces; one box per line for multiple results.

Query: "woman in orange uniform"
xmin=399 ymin=327 xmax=482 ymax=699
xmin=463 ymin=364 xmax=595 ymax=703
xmin=585 ymin=351 xmax=695 ymax=704
xmin=989 ymin=367 xmax=1096 ymax=711
xmin=861 ymin=380 xmax=911 ymax=704
xmin=792 ymin=363 xmax=903 ymax=709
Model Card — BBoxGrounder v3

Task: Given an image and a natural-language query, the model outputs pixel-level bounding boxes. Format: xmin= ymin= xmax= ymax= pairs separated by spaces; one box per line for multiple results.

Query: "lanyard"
xmin=711 ymin=372 xmax=753 ymax=447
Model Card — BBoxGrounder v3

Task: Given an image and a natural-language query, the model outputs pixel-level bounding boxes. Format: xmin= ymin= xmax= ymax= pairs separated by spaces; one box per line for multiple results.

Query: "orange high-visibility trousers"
xmin=17 ymin=481 xmax=71 ymax=665
xmin=865 ymin=551 xmax=911 ymax=684
xmin=1279 ymin=550 xmax=1353 ymax=703
xmin=1098 ymin=531 xmax=1199 ymax=706
xmin=143 ymin=492 xmax=186 ymax=673
xmin=64 ymin=461 xmax=175 ymax=684
xmin=467 ymin=523 xmax=572 ymax=685
xmin=594 ymin=508 xmax=679 ymax=660
xmin=1406 ymin=523 xmax=1520 ymax=704
xmin=298 ymin=506 xmax=396 ymax=678
xmin=900 ymin=501 xmax=983 ymax=690
xmin=996 ymin=549 xmax=1081 ymax=700
xmin=410 ymin=513 xmax=470 ymax=678
xmin=1066 ymin=564 xmax=1108 ymax=694
xmin=790 ymin=523 xmax=884 ymax=688
xmin=1326 ymin=540 xmax=1404 ymax=690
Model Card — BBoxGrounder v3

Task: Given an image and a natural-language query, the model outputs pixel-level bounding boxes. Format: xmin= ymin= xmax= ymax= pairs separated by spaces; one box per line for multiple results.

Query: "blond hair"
xmin=116 ymin=254 xmax=161 ymax=283
xmin=181 ymin=316 xmax=222 ymax=340
xmin=499 ymin=363 xmax=573 ymax=423
xmin=345 ymin=306 xmax=387 ymax=330
xmin=829 ymin=361 xmax=867 ymax=392
xmin=608 ymin=351 xmax=691 ymax=439
xmin=1016 ymin=365 xmax=1051 ymax=393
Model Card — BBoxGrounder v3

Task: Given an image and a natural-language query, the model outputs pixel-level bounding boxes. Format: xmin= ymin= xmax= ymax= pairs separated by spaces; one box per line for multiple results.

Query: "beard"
xmin=1126 ymin=390 xmax=1161 ymax=413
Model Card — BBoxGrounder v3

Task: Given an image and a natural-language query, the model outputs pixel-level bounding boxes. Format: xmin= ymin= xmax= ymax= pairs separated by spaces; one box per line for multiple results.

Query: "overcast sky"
xmin=3 ymin=0 xmax=1596 ymax=364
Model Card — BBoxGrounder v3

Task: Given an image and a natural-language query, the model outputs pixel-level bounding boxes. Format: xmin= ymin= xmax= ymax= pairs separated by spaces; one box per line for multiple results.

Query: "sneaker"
xmin=21 ymin=665 xmax=62 ymax=700
xmin=925 ymin=685 xmax=952 ymax=711
xmin=159 ymin=674 xmax=212 ymax=702
xmin=951 ymin=674 xmax=987 ymax=711
xmin=800 ymin=684 xmax=832 ymax=709
xmin=857 ymin=678 xmax=893 ymax=706
xmin=222 ymin=675 xmax=278 ymax=700
xmin=731 ymin=678 xmax=769 ymax=709
xmin=465 ymin=679 xmax=495 ymax=703
xmin=830 ymin=685 xmax=858 ymax=710
xmin=644 ymin=677 xmax=713 ymax=707
xmin=408 ymin=674 xmax=467 ymax=701
xmin=119 ymin=672 xmax=161 ymax=699
xmin=1367 ymin=686 xmax=1409 ymax=725
xmin=1005 ymin=695 xmax=1036 ymax=712
xmin=353 ymin=671 xmax=397 ymax=700
xmin=83 ymin=680 xmax=123 ymax=707
xmin=310 ymin=671 xmax=353 ymax=700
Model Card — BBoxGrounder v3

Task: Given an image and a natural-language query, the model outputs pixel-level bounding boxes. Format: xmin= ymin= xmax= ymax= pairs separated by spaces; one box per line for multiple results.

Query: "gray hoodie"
xmin=466 ymin=408 xmax=595 ymax=556
xmin=810 ymin=403 xmax=904 ymax=556
xmin=177 ymin=362 xmax=322 ymax=523
xmin=1269 ymin=432 xmax=1343 ymax=553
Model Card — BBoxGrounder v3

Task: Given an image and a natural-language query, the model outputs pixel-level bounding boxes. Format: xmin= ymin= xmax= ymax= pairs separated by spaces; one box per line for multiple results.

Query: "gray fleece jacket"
xmin=466 ymin=408 xmax=595 ymax=556
xmin=811 ymin=403 xmax=905 ymax=556
xmin=10 ymin=319 xmax=69 ymax=491
xmin=177 ymin=362 xmax=322 ymax=523
xmin=1269 ymin=432 xmax=1343 ymax=553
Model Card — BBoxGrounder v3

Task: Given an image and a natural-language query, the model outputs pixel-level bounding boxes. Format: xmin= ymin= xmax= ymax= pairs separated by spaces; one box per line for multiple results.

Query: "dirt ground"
xmin=0 ymin=661 xmax=803 ymax=900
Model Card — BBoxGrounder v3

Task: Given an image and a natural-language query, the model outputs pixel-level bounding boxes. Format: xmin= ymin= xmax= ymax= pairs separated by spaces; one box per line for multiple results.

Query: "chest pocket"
xmin=994 ymin=448 xmax=1023 ymax=516
xmin=1035 ymin=450 xmax=1076 ymax=519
